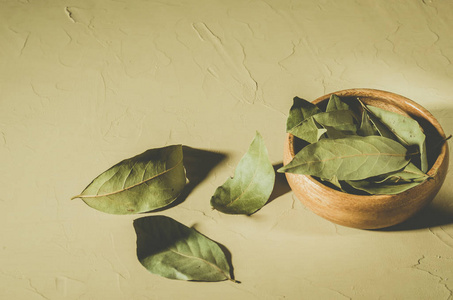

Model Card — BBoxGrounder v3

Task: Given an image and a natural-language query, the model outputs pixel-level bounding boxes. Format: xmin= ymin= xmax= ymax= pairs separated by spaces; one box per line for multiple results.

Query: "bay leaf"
xmin=288 ymin=117 xmax=327 ymax=143
xmin=373 ymin=163 xmax=429 ymax=184
xmin=286 ymin=96 xmax=322 ymax=132
xmin=210 ymin=132 xmax=275 ymax=215
xmin=319 ymin=125 xmax=348 ymax=139
xmin=357 ymin=109 xmax=380 ymax=136
xmin=278 ymin=136 xmax=411 ymax=180
xmin=134 ymin=216 xmax=236 ymax=282
xmin=344 ymin=179 xmax=423 ymax=195
xmin=326 ymin=94 xmax=350 ymax=112
xmin=366 ymin=105 xmax=428 ymax=172
xmin=362 ymin=106 xmax=397 ymax=140
xmin=313 ymin=110 xmax=358 ymax=135
xmin=344 ymin=162 xmax=428 ymax=195
xmin=71 ymin=145 xmax=186 ymax=214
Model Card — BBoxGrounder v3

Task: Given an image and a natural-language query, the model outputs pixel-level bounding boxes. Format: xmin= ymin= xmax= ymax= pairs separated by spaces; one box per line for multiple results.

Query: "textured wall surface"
xmin=1 ymin=0 xmax=452 ymax=299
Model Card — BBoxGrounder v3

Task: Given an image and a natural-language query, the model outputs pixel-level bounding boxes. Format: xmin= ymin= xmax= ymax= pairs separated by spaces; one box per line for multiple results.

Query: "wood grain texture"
xmin=283 ymin=89 xmax=449 ymax=229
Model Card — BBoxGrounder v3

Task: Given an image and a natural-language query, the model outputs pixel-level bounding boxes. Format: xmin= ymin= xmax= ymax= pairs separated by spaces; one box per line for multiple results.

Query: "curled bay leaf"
xmin=286 ymin=96 xmax=322 ymax=132
xmin=366 ymin=105 xmax=428 ymax=172
xmin=210 ymin=131 xmax=275 ymax=215
xmin=134 ymin=216 xmax=236 ymax=282
xmin=279 ymin=136 xmax=411 ymax=180
xmin=72 ymin=145 xmax=186 ymax=214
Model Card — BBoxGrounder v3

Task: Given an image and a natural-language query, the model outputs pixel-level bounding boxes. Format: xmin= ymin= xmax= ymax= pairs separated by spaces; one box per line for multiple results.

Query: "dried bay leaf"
xmin=343 ymin=163 xmax=428 ymax=195
xmin=134 ymin=216 xmax=236 ymax=282
xmin=313 ymin=110 xmax=358 ymax=135
xmin=366 ymin=105 xmax=428 ymax=172
xmin=326 ymin=94 xmax=350 ymax=112
xmin=357 ymin=109 xmax=380 ymax=137
xmin=289 ymin=110 xmax=357 ymax=143
xmin=288 ymin=117 xmax=327 ymax=143
xmin=287 ymin=97 xmax=357 ymax=142
xmin=279 ymin=136 xmax=411 ymax=180
xmin=360 ymin=104 xmax=397 ymax=140
xmin=319 ymin=125 xmax=348 ymax=139
xmin=373 ymin=163 xmax=429 ymax=184
xmin=72 ymin=145 xmax=186 ymax=214
xmin=344 ymin=179 xmax=423 ymax=195
xmin=286 ymin=96 xmax=322 ymax=132
xmin=210 ymin=132 xmax=275 ymax=215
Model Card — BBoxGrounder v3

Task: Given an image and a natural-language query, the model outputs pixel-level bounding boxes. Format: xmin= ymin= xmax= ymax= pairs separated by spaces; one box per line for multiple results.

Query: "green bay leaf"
xmin=366 ymin=105 xmax=428 ymax=172
xmin=326 ymin=94 xmax=350 ymax=112
xmin=373 ymin=162 xmax=428 ymax=184
xmin=344 ymin=179 xmax=423 ymax=195
xmin=278 ymin=136 xmax=410 ymax=180
xmin=288 ymin=117 xmax=327 ymax=143
xmin=313 ymin=110 xmax=358 ymax=135
xmin=72 ymin=145 xmax=186 ymax=214
xmin=343 ymin=163 xmax=428 ymax=195
xmin=210 ymin=132 xmax=275 ymax=215
xmin=289 ymin=110 xmax=357 ymax=143
xmin=286 ymin=97 xmax=322 ymax=132
xmin=357 ymin=109 xmax=380 ymax=136
xmin=134 ymin=216 xmax=235 ymax=282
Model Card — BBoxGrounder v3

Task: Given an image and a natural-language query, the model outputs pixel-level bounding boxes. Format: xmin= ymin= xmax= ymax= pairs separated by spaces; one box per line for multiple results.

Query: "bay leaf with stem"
xmin=278 ymin=136 xmax=411 ymax=180
xmin=286 ymin=96 xmax=322 ymax=132
xmin=71 ymin=145 xmax=186 ymax=214
xmin=134 ymin=215 xmax=236 ymax=282
xmin=210 ymin=131 xmax=275 ymax=215
xmin=366 ymin=105 xmax=428 ymax=172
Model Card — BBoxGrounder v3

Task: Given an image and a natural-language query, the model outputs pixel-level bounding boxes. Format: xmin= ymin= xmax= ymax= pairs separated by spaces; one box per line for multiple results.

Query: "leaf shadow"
xmin=152 ymin=146 xmax=228 ymax=212
xmin=266 ymin=162 xmax=291 ymax=205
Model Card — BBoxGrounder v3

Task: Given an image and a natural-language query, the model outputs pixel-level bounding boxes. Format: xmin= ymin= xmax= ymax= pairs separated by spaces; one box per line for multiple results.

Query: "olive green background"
xmin=1 ymin=0 xmax=452 ymax=299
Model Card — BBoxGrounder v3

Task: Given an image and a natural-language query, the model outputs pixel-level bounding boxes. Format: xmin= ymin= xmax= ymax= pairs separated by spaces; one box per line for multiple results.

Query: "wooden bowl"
xmin=283 ymin=88 xmax=449 ymax=229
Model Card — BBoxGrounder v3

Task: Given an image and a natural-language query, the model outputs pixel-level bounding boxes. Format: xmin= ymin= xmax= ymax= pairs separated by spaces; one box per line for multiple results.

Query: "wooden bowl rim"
xmin=286 ymin=88 xmax=449 ymax=201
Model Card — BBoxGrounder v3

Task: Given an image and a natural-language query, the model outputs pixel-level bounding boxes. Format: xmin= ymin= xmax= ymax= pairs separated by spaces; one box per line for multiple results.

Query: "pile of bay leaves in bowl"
xmin=280 ymin=89 xmax=449 ymax=229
